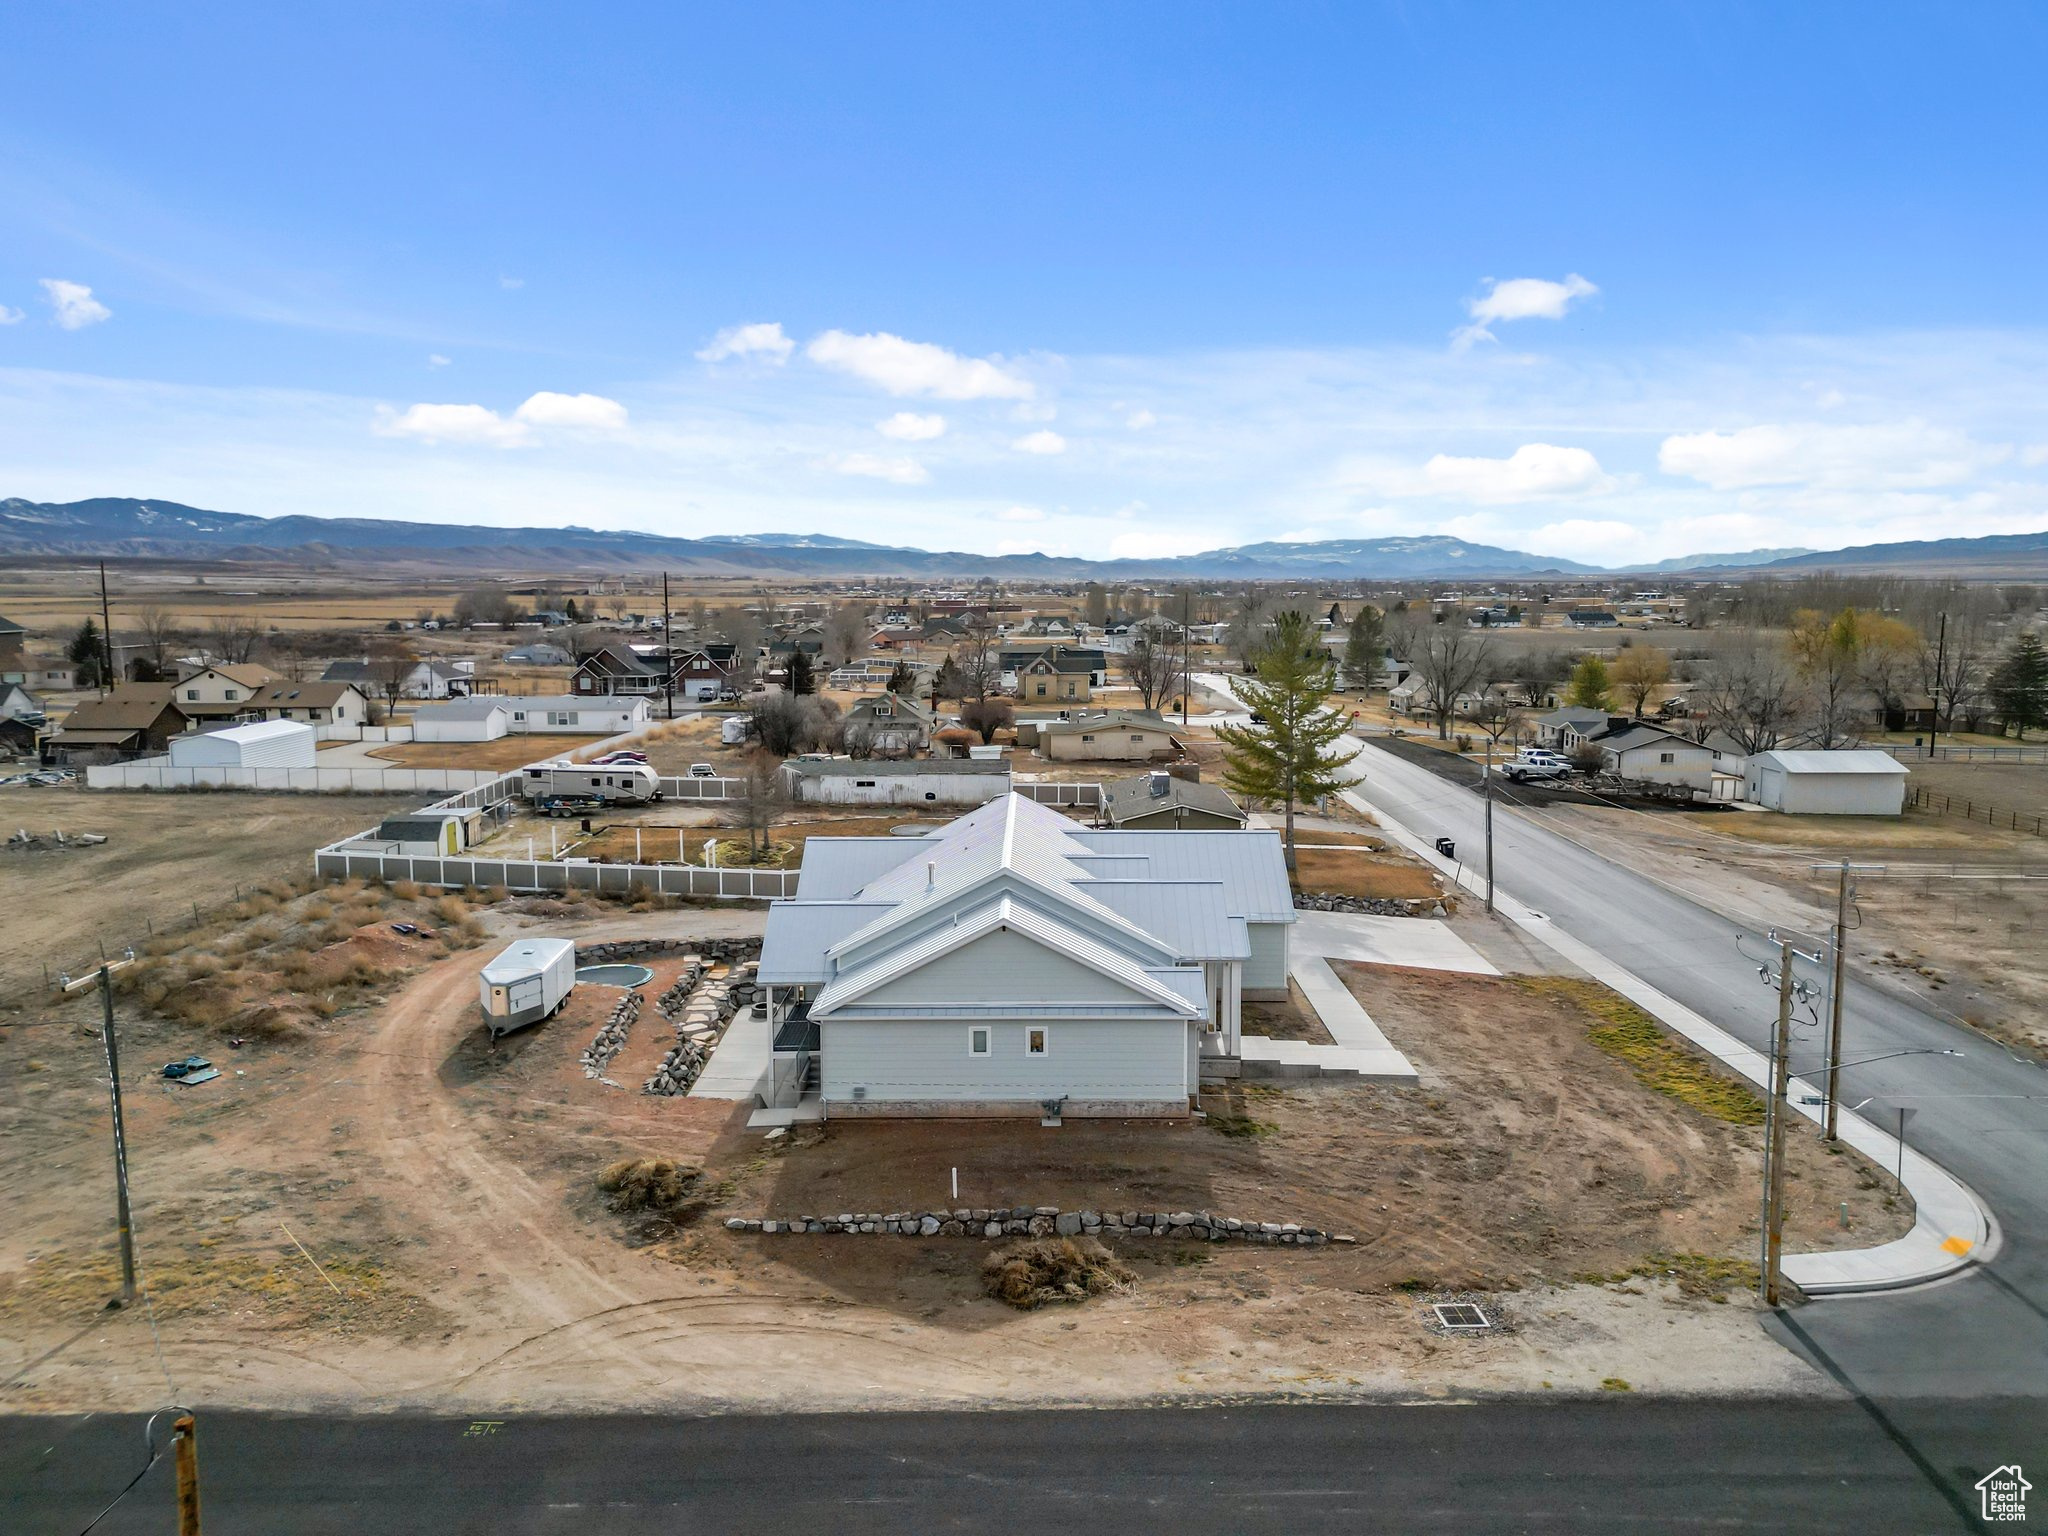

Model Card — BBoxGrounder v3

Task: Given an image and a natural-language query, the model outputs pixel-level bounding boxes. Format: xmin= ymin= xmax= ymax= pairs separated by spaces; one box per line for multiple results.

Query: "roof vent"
xmin=1149 ymin=770 xmax=1170 ymax=798
xmin=926 ymin=859 xmax=937 ymax=892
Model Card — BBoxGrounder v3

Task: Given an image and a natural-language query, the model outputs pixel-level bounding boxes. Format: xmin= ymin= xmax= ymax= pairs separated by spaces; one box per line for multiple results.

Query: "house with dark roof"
xmin=1038 ymin=710 xmax=1185 ymax=763
xmin=323 ymin=658 xmax=470 ymax=699
xmin=1003 ymin=644 xmax=1107 ymax=704
xmin=0 ymin=613 xmax=24 ymax=670
xmin=238 ymin=680 xmax=368 ymax=725
xmin=842 ymin=693 xmax=935 ymax=757
xmin=1597 ymin=723 xmax=1719 ymax=792
xmin=46 ymin=685 xmax=189 ymax=763
xmin=172 ymin=663 xmax=278 ymax=722
xmin=1099 ymin=770 xmax=1247 ymax=830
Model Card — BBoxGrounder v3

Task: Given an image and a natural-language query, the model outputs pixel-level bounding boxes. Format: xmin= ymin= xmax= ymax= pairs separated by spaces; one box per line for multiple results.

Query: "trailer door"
xmin=508 ymin=977 xmax=544 ymax=1014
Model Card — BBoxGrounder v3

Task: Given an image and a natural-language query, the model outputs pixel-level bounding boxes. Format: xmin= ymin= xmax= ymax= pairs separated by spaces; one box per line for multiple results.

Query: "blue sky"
xmin=3 ymin=2 xmax=2046 ymax=564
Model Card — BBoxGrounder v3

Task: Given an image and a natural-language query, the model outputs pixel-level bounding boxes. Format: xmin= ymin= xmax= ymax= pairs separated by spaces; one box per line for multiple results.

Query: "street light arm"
xmin=1826 ymin=1047 xmax=1963 ymax=1073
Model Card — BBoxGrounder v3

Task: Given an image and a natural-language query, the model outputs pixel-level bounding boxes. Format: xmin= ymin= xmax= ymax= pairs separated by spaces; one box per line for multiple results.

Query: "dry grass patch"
xmin=982 ymin=1238 xmax=1135 ymax=1310
xmin=598 ymin=1158 xmax=706 ymax=1218
xmin=1289 ymin=846 xmax=1442 ymax=901
xmin=1519 ymin=977 xmax=1765 ymax=1126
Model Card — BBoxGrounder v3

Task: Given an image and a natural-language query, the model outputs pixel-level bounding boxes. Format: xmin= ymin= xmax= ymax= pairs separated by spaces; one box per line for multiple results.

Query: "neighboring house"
xmin=0 ymin=613 xmax=23 ymax=669
xmin=1880 ymin=693 xmax=1939 ymax=734
xmin=1386 ymin=679 xmax=1435 ymax=717
xmin=412 ymin=698 xmax=514 ymax=743
xmin=0 ymin=681 xmax=45 ymax=721
xmin=5 ymin=657 xmax=77 ymax=692
xmin=166 ymin=718 xmax=318 ymax=770
xmin=779 ymin=757 xmax=1010 ymax=807
xmin=570 ymin=641 xmax=671 ymax=697
xmin=674 ymin=644 xmax=743 ymax=699
xmin=172 ymin=663 xmax=278 ymax=722
xmin=45 ymin=685 xmax=189 ymax=763
xmin=503 ymin=694 xmax=648 ymax=735
xmin=1098 ymin=770 xmax=1247 ymax=830
xmin=1598 ymin=724 xmax=1719 ymax=792
xmin=1744 ymin=750 xmax=1909 ymax=816
xmin=1038 ymin=711 xmax=1185 ymax=763
xmin=238 ymin=681 xmax=367 ymax=725
xmin=0 ymin=714 xmax=39 ymax=757
xmin=843 ymin=692 xmax=935 ymax=757
xmin=323 ymin=658 xmax=469 ymax=699
xmin=1531 ymin=707 xmax=1626 ymax=750
xmin=1002 ymin=645 xmax=1107 ymax=698
xmin=754 ymin=791 xmax=1295 ymax=1118
xmin=1566 ymin=608 xmax=1621 ymax=629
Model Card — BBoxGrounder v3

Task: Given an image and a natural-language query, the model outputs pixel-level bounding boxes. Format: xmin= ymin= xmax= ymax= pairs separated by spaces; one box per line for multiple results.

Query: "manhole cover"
xmin=1433 ymin=1302 xmax=1491 ymax=1331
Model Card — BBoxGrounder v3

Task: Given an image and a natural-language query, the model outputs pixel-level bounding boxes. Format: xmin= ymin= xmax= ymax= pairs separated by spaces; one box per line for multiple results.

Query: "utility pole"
xmin=1758 ymin=935 xmax=1806 ymax=1308
xmin=1180 ymin=586 xmax=1191 ymax=728
xmin=98 ymin=965 xmax=138 ymax=1304
xmin=661 ymin=571 xmax=674 ymax=721
xmin=173 ymin=1413 xmax=202 ymax=1535
xmin=1482 ymin=748 xmax=1496 ymax=914
xmin=1813 ymin=860 xmax=1883 ymax=1143
xmin=98 ymin=559 xmax=116 ymax=695
xmin=1931 ymin=610 xmax=1948 ymax=745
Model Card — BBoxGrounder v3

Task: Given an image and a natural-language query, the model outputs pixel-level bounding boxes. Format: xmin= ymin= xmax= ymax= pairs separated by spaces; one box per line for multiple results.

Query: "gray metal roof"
xmin=1086 ymin=881 xmax=1250 ymax=960
xmin=1072 ymin=827 xmax=1296 ymax=924
xmin=793 ymin=836 xmax=927 ymax=898
xmin=414 ymin=698 xmax=511 ymax=721
xmin=758 ymin=900 xmax=897 ymax=983
xmin=1099 ymin=772 xmax=1246 ymax=826
xmin=1750 ymin=750 xmax=1909 ymax=776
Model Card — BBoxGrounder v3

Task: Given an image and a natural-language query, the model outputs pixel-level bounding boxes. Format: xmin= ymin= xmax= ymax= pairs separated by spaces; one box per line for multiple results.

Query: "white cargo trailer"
xmin=478 ymin=937 xmax=577 ymax=1037
xmin=518 ymin=760 xmax=663 ymax=804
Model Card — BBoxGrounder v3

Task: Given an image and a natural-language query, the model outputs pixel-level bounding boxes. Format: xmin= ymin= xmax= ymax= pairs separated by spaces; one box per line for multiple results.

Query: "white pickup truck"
xmin=1503 ymin=748 xmax=1573 ymax=784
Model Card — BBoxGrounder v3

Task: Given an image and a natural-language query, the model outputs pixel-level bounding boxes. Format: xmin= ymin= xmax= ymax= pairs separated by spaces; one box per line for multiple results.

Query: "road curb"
xmin=1339 ymin=743 xmax=1997 ymax=1296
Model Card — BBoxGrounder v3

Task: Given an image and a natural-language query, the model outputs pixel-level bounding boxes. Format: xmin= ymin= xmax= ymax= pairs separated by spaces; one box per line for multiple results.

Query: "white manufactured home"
xmin=755 ymin=792 xmax=1294 ymax=1119
xmin=478 ymin=937 xmax=577 ymax=1037
xmin=779 ymin=757 xmax=1010 ymax=807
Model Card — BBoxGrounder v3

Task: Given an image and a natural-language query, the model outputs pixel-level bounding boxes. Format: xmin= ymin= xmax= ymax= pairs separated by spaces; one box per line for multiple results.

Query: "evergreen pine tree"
xmin=1989 ymin=630 xmax=2048 ymax=740
xmin=1216 ymin=611 xmax=1360 ymax=871
xmin=788 ymin=650 xmax=816 ymax=696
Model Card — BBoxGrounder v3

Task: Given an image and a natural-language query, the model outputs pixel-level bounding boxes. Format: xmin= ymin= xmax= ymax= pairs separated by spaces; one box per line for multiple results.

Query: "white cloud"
xmin=41 ymin=279 xmax=111 ymax=329
xmin=998 ymin=505 xmax=1045 ymax=522
xmin=806 ymin=329 xmax=1033 ymax=399
xmin=1658 ymin=421 xmax=2003 ymax=491
xmin=514 ymin=391 xmax=629 ymax=431
xmin=876 ymin=411 xmax=946 ymax=441
xmin=499 ymin=275 xmax=524 ymax=290
xmin=697 ymin=321 xmax=794 ymax=365
xmin=427 ymin=354 xmax=452 ymax=368
xmin=1453 ymin=273 xmax=1596 ymax=348
xmin=1423 ymin=443 xmax=1611 ymax=500
xmin=1528 ymin=519 xmax=1646 ymax=562
xmin=832 ymin=452 xmax=929 ymax=485
xmin=1011 ymin=429 xmax=1067 ymax=455
xmin=0 ymin=305 xmax=22 ymax=325
xmin=1126 ymin=409 xmax=1156 ymax=429
xmin=375 ymin=402 xmax=530 ymax=447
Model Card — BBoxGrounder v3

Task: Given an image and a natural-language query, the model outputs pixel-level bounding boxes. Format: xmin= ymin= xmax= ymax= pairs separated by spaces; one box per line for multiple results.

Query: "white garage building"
xmin=1744 ymin=750 xmax=1909 ymax=816
xmin=166 ymin=718 xmax=317 ymax=769
xmin=411 ymin=698 xmax=514 ymax=743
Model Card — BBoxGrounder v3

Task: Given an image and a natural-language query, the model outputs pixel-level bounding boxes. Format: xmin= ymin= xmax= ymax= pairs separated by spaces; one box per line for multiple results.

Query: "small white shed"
xmin=413 ymin=699 xmax=513 ymax=743
xmin=1744 ymin=750 xmax=1909 ymax=816
xmin=167 ymin=719 xmax=317 ymax=769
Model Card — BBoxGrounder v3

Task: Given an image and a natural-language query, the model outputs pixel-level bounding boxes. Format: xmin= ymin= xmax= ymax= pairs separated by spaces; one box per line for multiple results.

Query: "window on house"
xmin=1026 ymin=1026 xmax=1048 ymax=1056
xmin=1659 ymin=752 xmax=1676 ymax=764
xmin=1130 ymin=734 xmax=1145 ymax=742
xmin=856 ymin=779 xmax=876 ymax=788
xmin=186 ymin=689 xmax=198 ymax=700
xmin=969 ymin=1026 xmax=991 ymax=1056
xmin=224 ymin=689 xmax=238 ymax=701
xmin=1081 ymin=734 xmax=1095 ymax=743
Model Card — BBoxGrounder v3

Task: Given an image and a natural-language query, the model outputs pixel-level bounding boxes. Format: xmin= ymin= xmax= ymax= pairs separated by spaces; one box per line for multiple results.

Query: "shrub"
xmin=981 ymin=1238 xmax=1135 ymax=1310
xmin=391 ymin=880 xmax=421 ymax=902
xmin=597 ymin=1158 xmax=704 ymax=1217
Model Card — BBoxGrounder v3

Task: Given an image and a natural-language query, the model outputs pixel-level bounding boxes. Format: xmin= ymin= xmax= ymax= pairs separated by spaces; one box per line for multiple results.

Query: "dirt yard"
xmin=1537 ymin=800 xmax=2048 ymax=1054
xmin=1289 ymin=846 xmax=1445 ymax=901
xmin=368 ymin=735 xmax=607 ymax=769
xmin=0 ymin=788 xmax=418 ymax=990
xmin=0 ymin=898 xmax=1910 ymax=1415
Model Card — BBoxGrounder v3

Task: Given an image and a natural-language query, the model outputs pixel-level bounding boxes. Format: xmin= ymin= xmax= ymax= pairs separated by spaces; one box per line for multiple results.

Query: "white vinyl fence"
xmin=1015 ymin=779 xmax=1103 ymax=808
xmin=311 ymin=845 xmax=797 ymax=897
xmin=317 ymin=723 xmax=415 ymax=743
xmin=85 ymin=761 xmax=497 ymax=793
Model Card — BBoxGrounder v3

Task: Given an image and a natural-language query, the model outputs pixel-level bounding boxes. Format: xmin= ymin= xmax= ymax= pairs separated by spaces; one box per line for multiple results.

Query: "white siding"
xmin=821 ymin=1018 xmax=1187 ymax=1104
xmin=852 ymin=928 xmax=1128 ymax=1007
xmin=1244 ymin=921 xmax=1289 ymax=997
xmin=795 ymin=773 xmax=1008 ymax=807
xmin=1609 ymin=743 xmax=1716 ymax=791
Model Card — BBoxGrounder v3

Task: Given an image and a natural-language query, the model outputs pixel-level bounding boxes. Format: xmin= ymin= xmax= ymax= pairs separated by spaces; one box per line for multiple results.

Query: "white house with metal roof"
xmin=755 ymin=792 xmax=1292 ymax=1119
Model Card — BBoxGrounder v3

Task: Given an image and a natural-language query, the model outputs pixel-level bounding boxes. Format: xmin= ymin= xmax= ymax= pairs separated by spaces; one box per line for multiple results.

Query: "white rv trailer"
xmin=519 ymin=759 xmax=663 ymax=804
xmin=478 ymin=937 xmax=577 ymax=1037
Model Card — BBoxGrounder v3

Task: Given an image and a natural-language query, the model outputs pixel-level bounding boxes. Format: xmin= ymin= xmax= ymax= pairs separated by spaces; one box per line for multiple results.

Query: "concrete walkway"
xmin=1290 ymin=908 xmax=1500 ymax=975
xmin=1340 ymin=751 xmax=1994 ymax=1296
xmin=690 ymin=1009 xmax=771 ymax=1101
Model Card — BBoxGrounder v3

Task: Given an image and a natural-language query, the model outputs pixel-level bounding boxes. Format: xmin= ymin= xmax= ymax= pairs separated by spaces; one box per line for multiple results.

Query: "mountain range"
xmin=2 ymin=495 xmax=2042 ymax=580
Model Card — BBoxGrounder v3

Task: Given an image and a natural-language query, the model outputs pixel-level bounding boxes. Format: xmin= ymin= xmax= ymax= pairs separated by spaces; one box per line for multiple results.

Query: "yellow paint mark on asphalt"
xmin=1940 ymin=1235 xmax=1974 ymax=1257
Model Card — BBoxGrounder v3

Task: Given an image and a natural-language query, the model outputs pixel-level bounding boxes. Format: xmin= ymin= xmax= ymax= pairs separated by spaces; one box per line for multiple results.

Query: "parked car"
xmin=716 ymin=687 xmax=741 ymax=702
xmin=1504 ymin=749 xmax=1572 ymax=784
xmin=687 ymin=763 xmax=717 ymax=778
xmin=590 ymin=750 xmax=648 ymax=765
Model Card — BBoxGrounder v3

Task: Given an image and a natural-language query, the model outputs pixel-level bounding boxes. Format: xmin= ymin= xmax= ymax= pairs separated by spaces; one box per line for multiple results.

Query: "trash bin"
xmin=1434 ymin=836 xmax=1456 ymax=859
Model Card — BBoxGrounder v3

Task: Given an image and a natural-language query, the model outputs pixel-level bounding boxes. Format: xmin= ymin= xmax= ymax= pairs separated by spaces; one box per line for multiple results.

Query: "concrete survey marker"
xmin=576 ymin=963 xmax=655 ymax=988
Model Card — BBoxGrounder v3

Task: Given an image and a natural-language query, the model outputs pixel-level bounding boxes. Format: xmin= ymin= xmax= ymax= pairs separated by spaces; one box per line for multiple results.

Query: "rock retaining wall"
xmin=1293 ymin=892 xmax=1448 ymax=918
xmin=579 ymin=989 xmax=641 ymax=1079
xmin=576 ymin=936 xmax=762 ymax=964
xmin=643 ymin=954 xmax=761 ymax=1097
xmin=724 ymin=1206 xmax=1349 ymax=1245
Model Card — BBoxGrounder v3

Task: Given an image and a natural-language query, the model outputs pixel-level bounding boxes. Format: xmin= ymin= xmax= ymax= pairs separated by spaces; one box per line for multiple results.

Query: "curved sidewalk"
xmin=1340 ymin=755 xmax=1995 ymax=1296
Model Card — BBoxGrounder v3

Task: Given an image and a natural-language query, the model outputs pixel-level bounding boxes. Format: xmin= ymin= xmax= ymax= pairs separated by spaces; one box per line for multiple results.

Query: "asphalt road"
xmin=1341 ymin=735 xmax=2048 ymax=1406
xmin=8 ymin=1400 xmax=2041 ymax=1534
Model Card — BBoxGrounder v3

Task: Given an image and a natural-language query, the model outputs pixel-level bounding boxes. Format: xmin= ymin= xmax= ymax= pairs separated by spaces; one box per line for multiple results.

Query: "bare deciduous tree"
xmin=1120 ymin=634 xmax=1181 ymax=712
xmin=205 ymin=614 xmax=267 ymax=665
xmin=1699 ymin=640 xmax=1796 ymax=754
xmin=1406 ymin=622 xmax=1496 ymax=740
xmin=722 ymin=752 xmax=789 ymax=863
